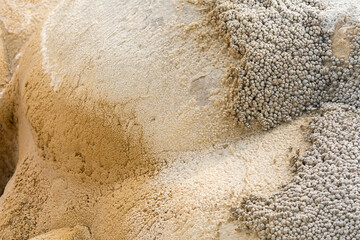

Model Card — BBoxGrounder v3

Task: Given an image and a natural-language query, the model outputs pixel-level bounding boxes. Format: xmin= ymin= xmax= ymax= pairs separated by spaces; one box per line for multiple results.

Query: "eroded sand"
xmin=0 ymin=0 xmax=358 ymax=239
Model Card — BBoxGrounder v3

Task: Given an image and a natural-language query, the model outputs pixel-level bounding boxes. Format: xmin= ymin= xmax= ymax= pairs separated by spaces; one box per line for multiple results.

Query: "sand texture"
xmin=0 ymin=0 xmax=359 ymax=239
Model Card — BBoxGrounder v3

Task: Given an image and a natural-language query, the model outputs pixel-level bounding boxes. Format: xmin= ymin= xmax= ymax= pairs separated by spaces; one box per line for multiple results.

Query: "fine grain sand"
xmin=0 ymin=0 xmax=358 ymax=239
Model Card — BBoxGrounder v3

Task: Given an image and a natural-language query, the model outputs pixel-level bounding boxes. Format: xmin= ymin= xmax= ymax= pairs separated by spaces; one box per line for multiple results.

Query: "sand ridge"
xmin=0 ymin=0 xmax=358 ymax=239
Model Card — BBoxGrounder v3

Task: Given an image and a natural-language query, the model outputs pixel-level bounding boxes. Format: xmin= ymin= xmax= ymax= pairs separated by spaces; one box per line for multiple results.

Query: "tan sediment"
xmin=0 ymin=0 xmax=60 ymax=77
xmin=331 ymin=15 xmax=353 ymax=60
xmin=0 ymin=33 xmax=9 ymax=91
xmin=0 ymin=77 xmax=18 ymax=196
xmin=0 ymin=0 xmax=326 ymax=239
xmin=29 ymin=226 xmax=91 ymax=240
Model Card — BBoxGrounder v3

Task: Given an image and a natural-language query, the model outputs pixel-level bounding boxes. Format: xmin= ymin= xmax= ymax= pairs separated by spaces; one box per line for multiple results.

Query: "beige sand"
xmin=28 ymin=226 xmax=90 ymax=240
xmin=0 ymin=0 xmax=331 ymax=239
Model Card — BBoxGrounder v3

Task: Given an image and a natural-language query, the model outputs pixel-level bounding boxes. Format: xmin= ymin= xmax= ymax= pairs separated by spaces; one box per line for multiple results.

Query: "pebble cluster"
xmin=212 ymin=0 xmax=359 ymax=129
xmin=206 ymin=0 xmax=360 ymax=238
xmin=233 ymin=104 xmax=360 ymax=239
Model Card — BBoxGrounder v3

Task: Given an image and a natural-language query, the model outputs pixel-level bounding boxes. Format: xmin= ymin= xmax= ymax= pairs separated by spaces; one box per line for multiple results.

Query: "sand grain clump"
xmin=233 ymin=104 xmax=360 ymax=239
xmin=207 ymin=0 xmax=360 ymax=130
xmin=202 ymin=0 xmax=360 ymax=238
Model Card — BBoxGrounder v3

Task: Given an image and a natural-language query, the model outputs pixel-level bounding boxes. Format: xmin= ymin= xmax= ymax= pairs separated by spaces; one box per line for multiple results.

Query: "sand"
xmin=0 ymin=0 xmax=357 ymax=239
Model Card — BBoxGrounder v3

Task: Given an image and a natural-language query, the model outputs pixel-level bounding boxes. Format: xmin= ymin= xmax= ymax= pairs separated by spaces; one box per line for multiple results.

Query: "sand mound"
xmin=0 ymin=0 xmax=358 ymax=239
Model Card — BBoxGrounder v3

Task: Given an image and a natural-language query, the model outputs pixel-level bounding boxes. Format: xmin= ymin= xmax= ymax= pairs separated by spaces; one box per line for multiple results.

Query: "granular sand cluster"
xmin=233 ymin=104 xmax=360 ymax=240
xmin=212 ymin=0 xmax=360 ymax=129
xmin=204 ymin=0 xmax=360 ymax=239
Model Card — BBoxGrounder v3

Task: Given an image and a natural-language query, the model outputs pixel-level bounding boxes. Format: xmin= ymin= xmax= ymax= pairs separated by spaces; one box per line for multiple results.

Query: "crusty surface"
xmin=29 ymin=226 xmax=91 ymax=240
xmin=1 ymin=0 xmax=359 ymax=239
xmin=0 ymin=1 xmax=310 ymax=239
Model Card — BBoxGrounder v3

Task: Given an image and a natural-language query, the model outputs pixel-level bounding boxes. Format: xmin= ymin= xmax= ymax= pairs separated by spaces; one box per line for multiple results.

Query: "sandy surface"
xmin=29 ymin=226 xmax=91 ymax=240
xmin=0 ymin=0 xmax=357 ymax=239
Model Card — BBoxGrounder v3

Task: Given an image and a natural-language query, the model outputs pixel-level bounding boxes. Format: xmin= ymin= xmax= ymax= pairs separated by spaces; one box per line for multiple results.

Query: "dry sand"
xmin=0 ymin=0 xmax=357 ymax=239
